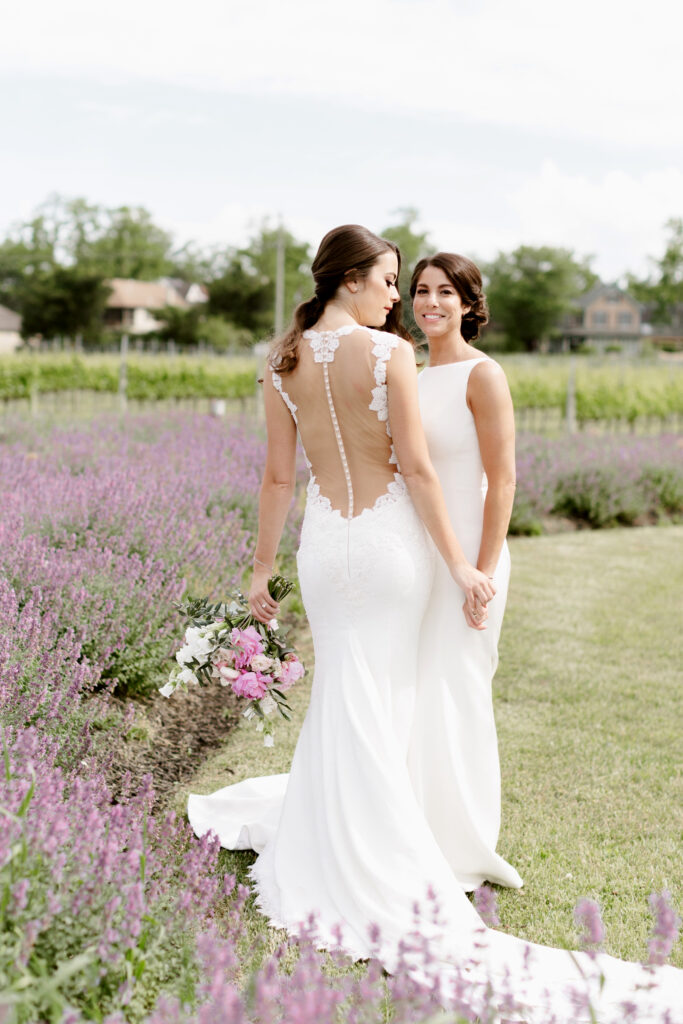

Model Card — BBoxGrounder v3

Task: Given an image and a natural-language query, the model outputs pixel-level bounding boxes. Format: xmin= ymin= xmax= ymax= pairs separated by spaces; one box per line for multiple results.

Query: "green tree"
xmin=380 ymin=207 xmax=433 ymax=336
xmin=208 ymin=222 xmax=312 ymax=336
xmin=20 ymin=267 xmax=111 ymax=342
xmin=627 ymin=218 xmax=683 ymax=330
xmin=208 ymin=255 xmax=269 ymax=333
xmin=151 ymin=305 xmax=204 ymax=348
xmin=76 ymin=205 xmax=173 ymax=279
xmin=169 ymin=241 xmax=227 ymax=284
xmin=0 ymin=215 xmax=59 ymax=311
xmin=484 ymin=246 xmax=598 ymax=351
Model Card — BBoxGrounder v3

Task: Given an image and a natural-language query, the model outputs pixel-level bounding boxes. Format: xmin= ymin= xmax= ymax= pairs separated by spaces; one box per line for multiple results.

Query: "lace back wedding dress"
xmin=188 ymin=328 xmax=682 ymax=1022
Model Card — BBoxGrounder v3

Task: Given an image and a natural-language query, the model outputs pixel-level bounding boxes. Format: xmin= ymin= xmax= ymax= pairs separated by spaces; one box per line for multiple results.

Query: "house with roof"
xmin=104 ymin=279 xmax=192 ymax=334
xmin=0 ymin=304 xmax=22 ymax=354
xmin=160 ymin=278 xmax=209 ymax=305
xmin=559 ymin=284 xmax=642 ymax=353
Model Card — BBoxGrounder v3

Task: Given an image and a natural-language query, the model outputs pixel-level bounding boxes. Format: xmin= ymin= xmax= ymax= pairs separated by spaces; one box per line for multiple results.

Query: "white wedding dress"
xmin=188 ymin=327 xmax=682 ymax=1022
xmin=409 ymin=357 xmax=523 ymax=891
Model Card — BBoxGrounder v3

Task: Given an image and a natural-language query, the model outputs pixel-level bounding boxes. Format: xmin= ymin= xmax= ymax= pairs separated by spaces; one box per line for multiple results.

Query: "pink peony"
xmin=229 ymin=626 xmax=264 ymax=669
xmin=231 ymin=671 xmax=269 ymax=700
xmin=276 ymin=656 xmax=304 ymax=691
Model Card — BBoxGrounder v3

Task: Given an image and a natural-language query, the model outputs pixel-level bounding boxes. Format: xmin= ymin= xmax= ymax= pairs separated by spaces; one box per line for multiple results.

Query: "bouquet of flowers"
xmin=160 ymin=575 xmax=305 ymax=746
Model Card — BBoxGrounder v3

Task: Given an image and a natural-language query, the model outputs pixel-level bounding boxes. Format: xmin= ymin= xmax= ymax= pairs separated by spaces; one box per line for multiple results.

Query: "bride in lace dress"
xmin=188 ymin=225 xmax=682 ymax=1021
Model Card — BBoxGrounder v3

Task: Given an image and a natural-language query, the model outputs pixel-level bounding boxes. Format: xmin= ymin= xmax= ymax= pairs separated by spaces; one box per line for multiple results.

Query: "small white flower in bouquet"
xmin=160 ymin=575 xmax=304 ymax=745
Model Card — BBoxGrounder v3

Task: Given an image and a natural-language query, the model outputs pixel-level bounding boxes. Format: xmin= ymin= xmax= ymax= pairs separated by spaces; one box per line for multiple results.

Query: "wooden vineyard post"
xmin=119 ymin=333 xmax=129 ymax=415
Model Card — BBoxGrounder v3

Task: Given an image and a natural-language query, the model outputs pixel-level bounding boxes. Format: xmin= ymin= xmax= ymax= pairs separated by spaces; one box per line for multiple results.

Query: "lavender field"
xmin=1 ymin=411 xmax=681 ymax=1023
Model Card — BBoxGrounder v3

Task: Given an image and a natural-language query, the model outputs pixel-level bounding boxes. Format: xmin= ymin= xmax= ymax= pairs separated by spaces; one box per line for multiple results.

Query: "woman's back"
xmin=271 ymin=325 xmax=404 ymax=518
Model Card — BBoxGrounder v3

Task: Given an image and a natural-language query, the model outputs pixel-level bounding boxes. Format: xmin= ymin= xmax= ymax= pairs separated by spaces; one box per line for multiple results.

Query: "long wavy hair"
xmin=410 ymin=252 xmax=489 ymax=342
xmin=270 ymin=224 xmax=412 ymax=374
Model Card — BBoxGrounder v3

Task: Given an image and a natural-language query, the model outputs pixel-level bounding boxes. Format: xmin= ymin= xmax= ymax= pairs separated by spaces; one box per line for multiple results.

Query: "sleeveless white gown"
xmin=409 ymin=358 xmax=523 ymax=891
xmin=187 ymin=328 xmax=682 ymax=1022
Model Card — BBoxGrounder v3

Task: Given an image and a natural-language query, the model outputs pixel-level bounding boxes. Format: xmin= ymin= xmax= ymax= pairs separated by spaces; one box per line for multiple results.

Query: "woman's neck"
xmin=427 ymin=329 xmax=473 ymax=366
xmin=313 ymin=299 xmax=360 ymax=333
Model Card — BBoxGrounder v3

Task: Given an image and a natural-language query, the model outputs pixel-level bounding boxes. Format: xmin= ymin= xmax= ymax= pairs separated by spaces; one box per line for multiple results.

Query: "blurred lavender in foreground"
xmin=648 ymin=890 xmax=682 ymax=967
xmin=574 ymin=898 xmax=605 ymax=952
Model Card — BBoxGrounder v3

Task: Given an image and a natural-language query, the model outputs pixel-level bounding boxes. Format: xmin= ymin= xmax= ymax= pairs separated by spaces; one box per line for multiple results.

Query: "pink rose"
xmin=231 ymin=671 xmax=269 ymax=700
xmin=229 ymin=626 xmax=264 ymax=669
xmin=276 ymin=656 xmax=304 ymax=691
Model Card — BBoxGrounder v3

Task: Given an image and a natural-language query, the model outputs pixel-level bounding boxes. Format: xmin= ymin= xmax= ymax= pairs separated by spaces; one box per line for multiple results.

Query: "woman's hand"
xmin=462 ymin=599 xmax=489 ymax=630
xmin=249 ymin=568 xmax=280 ymax=624
xmin=450 ymin=561 xmax=496 ymax=629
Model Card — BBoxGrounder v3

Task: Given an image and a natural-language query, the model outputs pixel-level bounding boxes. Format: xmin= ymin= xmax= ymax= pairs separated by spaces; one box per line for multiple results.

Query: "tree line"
xmin=0 ymin=196 xmax=680 ymax=352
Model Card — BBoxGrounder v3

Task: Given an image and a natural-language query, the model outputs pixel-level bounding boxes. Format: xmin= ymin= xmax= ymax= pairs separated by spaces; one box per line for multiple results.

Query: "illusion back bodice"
xmin=270 ymin=325 xmax=404 ymax=518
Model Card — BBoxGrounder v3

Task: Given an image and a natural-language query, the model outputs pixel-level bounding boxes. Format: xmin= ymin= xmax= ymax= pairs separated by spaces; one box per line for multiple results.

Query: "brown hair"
xmin=409 ymin=252 xmax=489 ymax=342
xmin=270 ymin=224 xmax=412 ymax=374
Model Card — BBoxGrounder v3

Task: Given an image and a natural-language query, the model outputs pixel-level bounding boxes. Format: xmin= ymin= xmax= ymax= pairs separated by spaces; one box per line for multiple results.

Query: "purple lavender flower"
xmin=574 ymin=897 xmax=605 ymax=949
xmin=648 ymin=889 xmax=681 ymax=966
xmin=473 ymin=885 xmax=500 ymax=928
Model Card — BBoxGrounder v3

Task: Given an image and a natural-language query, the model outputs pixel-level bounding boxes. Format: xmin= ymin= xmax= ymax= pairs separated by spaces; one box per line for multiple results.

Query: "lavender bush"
xmin=0 ymin=415 xmax=305 ymax=703
xmin=1 ymin=411 xmax=681 ymax=1022
xmin=512 ymin=434 xmax=683 ymax=534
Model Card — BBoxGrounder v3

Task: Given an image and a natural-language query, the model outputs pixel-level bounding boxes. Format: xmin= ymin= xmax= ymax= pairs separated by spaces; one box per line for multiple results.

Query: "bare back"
xmin=270 ymin=325 xmax=404 ymax=518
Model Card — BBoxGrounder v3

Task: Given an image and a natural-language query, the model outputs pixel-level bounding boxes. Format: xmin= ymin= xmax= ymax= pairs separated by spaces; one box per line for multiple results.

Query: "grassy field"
xmin=174 ymin=527 xmax=683 ymax=967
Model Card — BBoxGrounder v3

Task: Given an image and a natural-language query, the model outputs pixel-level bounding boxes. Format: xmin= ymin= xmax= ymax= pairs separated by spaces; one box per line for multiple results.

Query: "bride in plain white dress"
xmin=188 ymin=225 xmax=682 ymax=1021
xmin=409 ymin=253 xmax=523 ymax=892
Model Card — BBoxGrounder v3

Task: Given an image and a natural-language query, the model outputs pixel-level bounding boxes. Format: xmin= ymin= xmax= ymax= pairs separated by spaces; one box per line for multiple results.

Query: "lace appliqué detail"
xmin=303 ymin=325 xmax=357 ymax=363
xmin=305 ymin=472 xmax=407 ymax=521
xmin=270 ymin=370 xmax=298 ymax=424
xmin=368 ymin=331 xmax=400 ymax=466
xmin=306 ymin=475 xmax=333 ymax=513
xmin=373 ymin=473 xmax=407 ymax=509
xmin=369 ymin=333 xmax=399 ymax=427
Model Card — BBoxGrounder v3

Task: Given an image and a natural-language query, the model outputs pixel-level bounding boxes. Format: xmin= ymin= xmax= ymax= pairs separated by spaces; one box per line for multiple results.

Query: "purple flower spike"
xmin=648 ymin=889 xmax=681 ymax=966
xmin=473 ymin=885 xmax=500 ymax=928
xmin=574 ymin=897 xmax=605 ymax=950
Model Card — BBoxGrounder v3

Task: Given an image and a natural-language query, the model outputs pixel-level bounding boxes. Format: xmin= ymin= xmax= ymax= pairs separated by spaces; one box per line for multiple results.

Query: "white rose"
xmin=250 ymin=654 xmax=273 ymax=673
xmin=263 ymin=734 xmax=274 ymax=747
xmin=219 ymin=665 xmax=239 ymax=681
xmin=184 ymin=627 xmax=213 ymax=661
xmin=159 ymin=681 xmax=175 ymax=698
xmin=176 ymin=644 xmax=194 ymax=666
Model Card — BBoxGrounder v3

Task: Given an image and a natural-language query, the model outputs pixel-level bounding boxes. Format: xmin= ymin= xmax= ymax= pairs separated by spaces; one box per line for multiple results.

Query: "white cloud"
xmin=508 ymin=160 xmax=683 ymax=278
xmin=4 ymin=0 xmax=682 ymax=146
xmin=165 ymin=161 xmax=681 ymax=282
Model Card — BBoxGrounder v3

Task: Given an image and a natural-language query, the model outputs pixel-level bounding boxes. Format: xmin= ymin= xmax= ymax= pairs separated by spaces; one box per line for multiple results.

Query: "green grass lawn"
xmin=173 ymin=526 xmax=683 ymax=967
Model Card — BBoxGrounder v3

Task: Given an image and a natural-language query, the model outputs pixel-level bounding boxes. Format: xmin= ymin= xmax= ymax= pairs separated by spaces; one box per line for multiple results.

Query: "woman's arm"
xmin=467 ymin=360 xmax=516 ymax=578
xmin=387 ymin=341 xmax=495 ymax=624
xmin=248 ymin=370 xmax=298 ymax=623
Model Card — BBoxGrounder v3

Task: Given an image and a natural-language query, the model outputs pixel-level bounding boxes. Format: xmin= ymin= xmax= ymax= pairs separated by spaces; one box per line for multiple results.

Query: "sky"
xmin=1 ymin=0 xmax=682 ymax=281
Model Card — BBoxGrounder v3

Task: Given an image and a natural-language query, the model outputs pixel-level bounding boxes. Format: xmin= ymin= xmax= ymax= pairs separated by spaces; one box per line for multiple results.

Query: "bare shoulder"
xmin=470 ymin=356 xmax=506 ymax=381
xmin=386 ymin=336 xmax=418 ymax=374
xmin=467 ymin=357 xmax=512 ymax=413
xmin=469 ymin=357 xmax=510 ymax=392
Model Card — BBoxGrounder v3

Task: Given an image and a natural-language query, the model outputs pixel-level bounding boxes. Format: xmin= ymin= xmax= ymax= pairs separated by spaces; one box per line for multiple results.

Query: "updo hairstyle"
xmin=409 ymin=252 xmax=489 ymax=342
xmin=270 ymin=224 xmax=412 ymax=374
